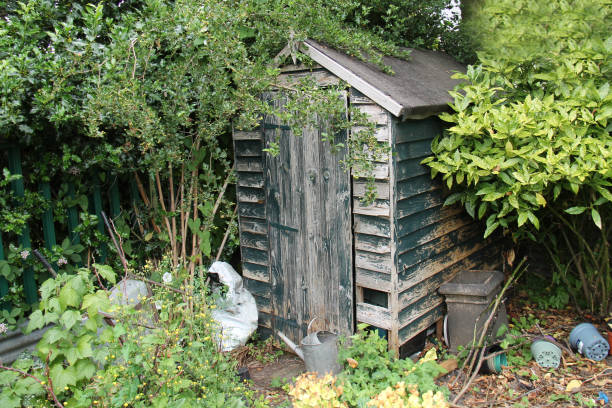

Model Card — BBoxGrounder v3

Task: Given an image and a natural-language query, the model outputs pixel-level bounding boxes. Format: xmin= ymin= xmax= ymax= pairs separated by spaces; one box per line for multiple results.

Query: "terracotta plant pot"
xmin=608 ymin=332 xmax=612 ymax=356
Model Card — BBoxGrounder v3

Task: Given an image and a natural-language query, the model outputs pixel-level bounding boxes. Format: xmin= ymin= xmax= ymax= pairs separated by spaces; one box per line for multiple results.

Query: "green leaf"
xmin=44 ymin=327 xmax=67 ymax=344
xmin=59 ymin=286 xmax=80 ymax=309
xmin=60 ymin=310 xmax=81 ymax=330
xmin=200 ymin=230 xmax=211 ymax=257
xmin=517 ymin=211 xmax=528 ymax=227
xmin=26 ymin=310 xmax=44 ymax=333
xmin=565 ymin=206 xmax=587 ymax=215
xmin=527 ymin=211 xmax=540 ymax=230
xmin=443 ymin=193 xmax=462 ymax=206
xmin=94 ymin=264 xmax=115 ymax=285
xmin=49 ymin=364 xmax=77 ymax=391
xmin=591 ymin=208 xmax=602 ymax=229
xmin=484 ymin=221 xmax=499 ymax=238
xmin=77 ymin=335 xmax=94 ymax=358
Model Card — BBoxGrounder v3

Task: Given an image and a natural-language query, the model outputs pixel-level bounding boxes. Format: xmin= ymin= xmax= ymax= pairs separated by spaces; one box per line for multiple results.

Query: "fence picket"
xmin=67 ymin=183 xmax=80 ymax=245
xmin=92 ymin=178 xmax=108 ymax=263
xmin=0 ymin=233 xmax=8 ymax=309
xmin=7 ymin=146 xmax=37 ymax=304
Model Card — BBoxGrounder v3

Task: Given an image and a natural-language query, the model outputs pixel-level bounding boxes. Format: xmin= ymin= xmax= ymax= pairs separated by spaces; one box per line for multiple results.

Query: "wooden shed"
xmin=233 ymin=40 xmax=501 ymax=354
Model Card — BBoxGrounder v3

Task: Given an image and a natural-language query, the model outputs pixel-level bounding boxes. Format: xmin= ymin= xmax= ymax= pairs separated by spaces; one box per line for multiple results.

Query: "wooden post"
xmin=40 ymin=182 xmax=57 ymax=251
xmin=0 ymin=232 xmax=9 ymax=309
xmin=109 ymin=176 xmax=121 ymax=219
xmin=92 ymin=174 xmax=107 ymax=263
xmin=7 ymin=146 xmax=37 ymax=304
xmin=67 ymin=183 xmax=80 ymax=245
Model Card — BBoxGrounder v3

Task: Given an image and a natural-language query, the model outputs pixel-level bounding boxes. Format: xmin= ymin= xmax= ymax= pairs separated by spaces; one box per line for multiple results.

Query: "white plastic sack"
xmin=209 ymin=261 xmax=258 ymax=351
xmin=109 ymin=279 xmax=149 ymax=308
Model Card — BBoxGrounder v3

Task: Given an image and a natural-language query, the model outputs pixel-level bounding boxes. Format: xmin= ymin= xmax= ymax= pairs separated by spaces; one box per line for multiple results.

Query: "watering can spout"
xmin=276 ymin=330 xmax=304 ymax=360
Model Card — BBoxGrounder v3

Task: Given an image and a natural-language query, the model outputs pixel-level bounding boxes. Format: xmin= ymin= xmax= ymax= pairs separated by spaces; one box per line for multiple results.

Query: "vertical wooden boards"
xmin=263 ymin=89 xmax=353 ymax=343
xmin=67 ymin=183 xmax=80 ymax=245
xmin=0 ymin=233 xmax=8 ymax=308
xmin=91 ymin=179 xmax=107 ymax=263
xmin=7 ymin=146 xmax=36 ymax=305
xmin=40 ymin=182 xmax=57 ymax=252
xmin=109 ymin=177 xmax=121 ymax=219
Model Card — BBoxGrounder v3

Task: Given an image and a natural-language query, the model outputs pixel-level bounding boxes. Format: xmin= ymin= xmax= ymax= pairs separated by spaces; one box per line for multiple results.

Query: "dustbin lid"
xmin=439 ymin=270 xmax=504 ymax=297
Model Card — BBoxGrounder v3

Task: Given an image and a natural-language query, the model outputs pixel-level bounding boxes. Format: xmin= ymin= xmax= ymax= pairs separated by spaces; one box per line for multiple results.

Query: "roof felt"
xmin=301 ymin=40 xmax=465 ymax=118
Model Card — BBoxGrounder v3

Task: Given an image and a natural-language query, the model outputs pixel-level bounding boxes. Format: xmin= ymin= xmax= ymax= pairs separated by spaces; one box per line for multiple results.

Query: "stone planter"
xmin=0 ymin=325 xmax=50 ymax=365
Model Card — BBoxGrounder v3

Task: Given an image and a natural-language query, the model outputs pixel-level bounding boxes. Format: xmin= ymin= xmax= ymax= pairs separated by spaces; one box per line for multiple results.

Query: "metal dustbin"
xmin=439 ymin=270 xmax=508 ymax=352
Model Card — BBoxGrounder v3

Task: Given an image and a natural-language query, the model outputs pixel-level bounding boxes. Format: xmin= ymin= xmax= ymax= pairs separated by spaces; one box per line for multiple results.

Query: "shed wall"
xmin=391 ymin=117 xmax=502 ymax=344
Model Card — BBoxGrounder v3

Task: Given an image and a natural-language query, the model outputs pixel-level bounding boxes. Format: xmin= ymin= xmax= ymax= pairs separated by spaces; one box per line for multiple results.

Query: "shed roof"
xmin=299 ymin=40 xmax=465 ymax=118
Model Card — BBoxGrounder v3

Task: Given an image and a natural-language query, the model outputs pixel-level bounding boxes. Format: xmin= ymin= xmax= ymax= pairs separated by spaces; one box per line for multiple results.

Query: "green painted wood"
xmin=396 ymin=204 xmax=464 ymax=238
xmin=40 ymin=182 xmax=57 ymax=251
xmin=92 ymin=180 xmax=108 ymax=263
xmin=7 ymin=146 xmax=36 ymax=304
xmin=354 ymin=214 xmax=391 ymax=237
xmin=396 ymin=174 xmax=438 ymax=200
xmin=237 ymin=172 xmax=264 ymax=188
xmin=242 ymin=262 xmax=270 ymax=282
xmin=67 ymin=183 xmax=80 ymax=245
xmin=109 ymin=177 xmax=121 ymax=219
xmin=395 ymin=139 xmax=433 ymax=160
xmin=395 ymin=156 xmax=433 ymax=181
xmin=393 ymin=117 xmax=443 ymax=144
xmin=396 ymin=190 xmax=443 ymax=219
xmin=0 ymin=233 xmax=8 ymax=308
xmin=398 ymin=291 xmax=444 ymax=326
xmin=237 ymin=186 xmax=265 ymax=204
xmin=241 ymin=247 xmax=269 ymax=265
xmin=397 ymin=221 xmax=482 ymax=269
xmin=242 ymin=278 xmax=271 ymax=298
xmin=398 ymin=306 xmax=444 ymax=344
xmin=239 ymin=231 xmax=268 ymax=251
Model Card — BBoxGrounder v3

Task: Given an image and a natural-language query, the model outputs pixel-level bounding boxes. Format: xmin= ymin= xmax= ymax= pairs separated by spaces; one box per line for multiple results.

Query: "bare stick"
xmin=210 ymin=164 xmax=235 ymax=223
xmin=215 ymin=206 xmax=238 ymax=262
xmin=101 ymin=211 xmax=129 ymax=277
xmin=133 ymin=172 xmax=162 ymax=234
xmin=180 ymin=164 xmax=186 ymax=261
xmin=155 ymin=171 xmax=177 ymax=267
xmin=32 ymin=250 xmax=57 ymax=278
xmin=169 ymin=164 xmax=177 ymax=265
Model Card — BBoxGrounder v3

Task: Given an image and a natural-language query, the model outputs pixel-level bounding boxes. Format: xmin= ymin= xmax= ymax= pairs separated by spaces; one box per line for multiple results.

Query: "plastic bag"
xmin=209 ymin=261 xmax=258 ymax=351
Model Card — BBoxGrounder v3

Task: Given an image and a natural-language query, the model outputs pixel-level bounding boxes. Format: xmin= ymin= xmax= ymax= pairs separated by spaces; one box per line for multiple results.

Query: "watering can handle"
xmin=307 ymin=316 xmax=330 ymax=334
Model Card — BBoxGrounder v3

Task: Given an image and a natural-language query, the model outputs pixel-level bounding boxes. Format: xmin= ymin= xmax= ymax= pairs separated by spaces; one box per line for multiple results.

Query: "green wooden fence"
xmin=0 ymin=144 xmax=125 ymax=308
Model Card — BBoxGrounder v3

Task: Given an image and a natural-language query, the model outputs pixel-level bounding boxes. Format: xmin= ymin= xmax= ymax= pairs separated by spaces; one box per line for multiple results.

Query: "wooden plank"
xmin=40 ymin=182 xmax=57 ymax=252
xmin=237 ymin=172 xmax=264 ymax=188
xmin=354 ymin=234 xmax=391 ymax=254
xmin=243 ymin=278 xmax=270 ymax=298
xmin=236 ymin=157 xmax=263 ymax=172
xmin=398 ymin=236 xmax=491 ymax=292
xmin=393 ymin=117 xmax=443 ymax=144
xmin=399 ymin=306 xmax=444 ymax=345
xmin=253 ymin=294 xmax=272 ymax=314
xmin=7 ymin=146 xmax=36 ymax=305
xmin=238 ymin=202 xmax=266 ymax=219
xmin=242 ymin=246 xmax=268 ymax=266
xmin=396 ymin=204 xmax=464 ymax=238
xmin=397 ymin=210 xmax=473 ymax=251
xmin=0 ymin=233 xmax=8 ymax=307
xmin=398 ymin=245 xmax=499 ymax=310
xmin=353 ymin=198 xmax=390 ymax=217
xmin=279 ymin=63 xmax=323 ymax=73
xmin=396 ymin=174 xmax=438 ymax=201
xmin=355 ymin=104 xmax=390 ymax=126
xmin=237 ymin=186 xmax=265 ymax=204
xmin=276 ymin=70 xmax=341 ymax=87
xmin=395 ymin=156 xmax=433 ymax=181
xmin=353 ymin=180 xmax=390 ymax=199
xmin=235 ymin=139 xmax=263 ymax=157
xmin=352 ymin=162 xmax=389 ymax=179
xmin=398 ymin=221 xmax=482 ymax=270
xmin=258 ymin=311 xmax=273 ymax=329
xmin=67 ymin=183 xmax=80 ymax=245
xmin=351 ymin=126 xmax=389 ymax=142
xmin=396 ymin=190 xmax=443 ymax=219
xmin=356 ymin=302 xmax=392 ymax=330
xmin=398 ymin=292 xmax=445 ymax=328
xmin=355 ymin=250 xmax=392 ymax=274
xmin=239 ymin=217 xmax=268 ymax=235
xmin=395 ymin=139 xmax=433 ymax=160
xmin=301 ymin=40 xmax=404 ymax=117
xmin=355 ymin=269 xmax=392 ymax=292
xmin=240 ymin=231 xmax=268 ymax=251
xmin=242 ymin=262 xmax=270 ymax=282
xmin=349 ymin=88 xmax=374 ymax=104
xmin=233 ymin=130 xmax=262 ymax=140
xmin=354 ymin=214 xmax=391 ymax=238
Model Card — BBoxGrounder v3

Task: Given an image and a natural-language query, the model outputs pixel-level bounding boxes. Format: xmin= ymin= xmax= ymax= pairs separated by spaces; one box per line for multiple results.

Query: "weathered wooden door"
xmin=263 ymin=95 xmax=353 ymax=343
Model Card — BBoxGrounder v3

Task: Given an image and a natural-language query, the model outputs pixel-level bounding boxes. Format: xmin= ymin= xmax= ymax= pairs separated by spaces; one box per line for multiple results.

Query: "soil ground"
xmin=236 ymin=292 xmax=611 ymax=407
